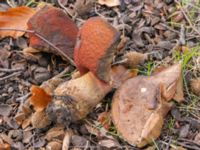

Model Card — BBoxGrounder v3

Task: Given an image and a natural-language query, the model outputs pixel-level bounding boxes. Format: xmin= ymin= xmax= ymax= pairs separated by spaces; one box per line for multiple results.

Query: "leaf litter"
xmin=0 ymin=0 xmax=200 ymax=150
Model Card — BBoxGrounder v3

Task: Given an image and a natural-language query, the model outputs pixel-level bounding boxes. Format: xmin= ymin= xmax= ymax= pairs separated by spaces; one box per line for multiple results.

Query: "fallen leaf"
xmin=62 ymin=130 xmax=73 ymax=150
xmin=0 ymin=104 xmax=12 ymax=116
xmin=74 ymin=0 xmax=95 ymax=16
xmin=0 ymin=6 xmax=35 ymax=39
xmin=0 ymin=143 xmax=11 ymax=150
xmin=0 ymin=48 xmax=11 ymax=68
xmin=45 ymin=126 xmax=65 ymax=141
xmin=27 ymin=5 xmax=78 ymax=60
xmin=190 ymin=78 xmax=200 ymax=96
xmin=23 ymin=131 xmax=32 ymax=144
xmin=112 ymin=64 xmax=182 ymax=147
xmin=46 ymin=141 xmax=62 ymax=150
xmin=98 ymin=112 xmax=111 ymax=130
xmin=98 ymin=0 xmax=120 ymax=7
xmin=98 ymin=139 xmax=121 ymax=148
xmin=123 ymin=51 xmax=148 ymax=68
xmin=22 ymin=116 xmax=31 ymax=129
xmin=194 ymin=132 xmax=200 ymax=145
xmin=71 ymin=135 xmax=89 ymax=148
xmin=15 ymin=113 xmax=25 ymax=125
xmin=29 ymin=85 xmax=52 ymax=111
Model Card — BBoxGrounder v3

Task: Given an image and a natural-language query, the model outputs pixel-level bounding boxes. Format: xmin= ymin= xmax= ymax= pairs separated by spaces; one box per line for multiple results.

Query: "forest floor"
xmin=0 ymin=0 xmax=200 ymax=150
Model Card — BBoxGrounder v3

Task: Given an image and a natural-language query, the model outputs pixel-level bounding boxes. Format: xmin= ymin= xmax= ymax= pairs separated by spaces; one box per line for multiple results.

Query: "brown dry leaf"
xmin=190 ymin=78 xmax=200 ymax=96
xmin=123 ymin=51 xmax=148 ymax=68
xmin=15 ymin=113 xmax=25 ymax=125
xmin=0 ymin=143 xmax=11 ymax=150
xmin=98 ymin=112 xmax=111 ymax=130
xmin=112 ymin=64 xmax=183 ymax=147
xmin=22 ymin=116 xmax=31 ymax=129
xmin=98 ymin=0 xmax=120 ymax=7
xmin=29 ymin=85 xmax=52 ymax=111
xmin=98 ymin=138 xmax=121 ymax=148
xmin=0 ymin=6 xmax=35 ymax=39
xmin=62 ymin=130 xmax=73 ymax=150
xmin=45 ymin=126 xmax=65 ymax=141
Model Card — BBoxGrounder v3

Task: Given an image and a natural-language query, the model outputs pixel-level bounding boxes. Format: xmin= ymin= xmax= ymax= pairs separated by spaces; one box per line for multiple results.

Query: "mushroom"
xmin=74 ymin=17 xmax=120 ymax=82
xmin=27 ymin=5 xmax=78 ymax=60
xmin=111 ymin=63 xmax=183 ymax=147
xmin=47 ymin=17 xmax=129 ymax=124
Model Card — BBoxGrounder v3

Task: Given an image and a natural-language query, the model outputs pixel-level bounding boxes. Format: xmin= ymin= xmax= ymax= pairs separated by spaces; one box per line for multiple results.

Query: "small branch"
xmin=0 ymin=28 xmax=76 ymax=67
xmin=0 ymin=71 xmax=21 ymax=81
xmin=16 ymin=92 xmax=31 ymax=102
xmin=0 ymin=68 xmax=23 ymax=73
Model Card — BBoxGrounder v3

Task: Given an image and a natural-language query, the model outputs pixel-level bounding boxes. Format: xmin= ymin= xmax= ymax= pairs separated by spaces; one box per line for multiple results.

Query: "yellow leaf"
xmin=0 ymin=6 xmax=35 ymax=39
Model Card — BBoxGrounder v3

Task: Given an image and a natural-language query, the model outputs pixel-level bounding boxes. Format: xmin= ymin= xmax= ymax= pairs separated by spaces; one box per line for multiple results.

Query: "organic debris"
xmin=190 ymin=78 xmax=200 ymax=96
xmin=0 ymin=0 xmax=200 ymax=149
xmin=98 ymin=0 xmax=120 ymax=7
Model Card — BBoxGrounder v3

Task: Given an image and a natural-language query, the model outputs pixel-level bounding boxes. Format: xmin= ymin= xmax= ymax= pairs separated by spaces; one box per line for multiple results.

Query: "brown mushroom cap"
xmin=74 ymin=17 xmax=120 ymax=82
xmin=28 ymin=5 xmax=78 ymax=59
xmin=111 ymin=64 xmax=182 ymax=147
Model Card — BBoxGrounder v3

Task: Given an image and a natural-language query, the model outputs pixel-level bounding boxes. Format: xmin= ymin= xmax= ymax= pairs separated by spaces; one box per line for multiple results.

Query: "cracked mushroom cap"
xmin=74 ymin=17 xmax=120 ymax=82
xmin=111 ymin=64 xmax=182 ymax=147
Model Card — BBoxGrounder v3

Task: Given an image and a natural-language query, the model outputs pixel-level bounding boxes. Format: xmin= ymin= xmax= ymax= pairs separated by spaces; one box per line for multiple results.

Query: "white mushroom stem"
xmin=54 ymin=72 xmax=112 ymax=120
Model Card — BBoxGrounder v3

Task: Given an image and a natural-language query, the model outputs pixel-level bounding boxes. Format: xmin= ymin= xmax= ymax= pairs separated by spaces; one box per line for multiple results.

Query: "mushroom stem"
xmin=53 ymin=72 xmax=112 ymax=121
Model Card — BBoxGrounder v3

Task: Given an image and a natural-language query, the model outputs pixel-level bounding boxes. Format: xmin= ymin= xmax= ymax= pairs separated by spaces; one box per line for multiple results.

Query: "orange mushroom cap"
xmin=74 ymin=17 xmax=120 ymax=82
xmin=27 ymin=6 xmax=78 ymax=59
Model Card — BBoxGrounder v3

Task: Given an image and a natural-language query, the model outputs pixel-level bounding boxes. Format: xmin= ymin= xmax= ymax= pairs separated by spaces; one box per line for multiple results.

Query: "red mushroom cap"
xmin=28 ymin=6 xmax=78 ymax=59
xmin=74 ymin=17 xmax=120 ymax=82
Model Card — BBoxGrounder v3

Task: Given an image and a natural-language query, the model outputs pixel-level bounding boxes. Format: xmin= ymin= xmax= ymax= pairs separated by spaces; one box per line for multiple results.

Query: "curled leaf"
xmin=0 ymin=6 xmax=35 ymax=39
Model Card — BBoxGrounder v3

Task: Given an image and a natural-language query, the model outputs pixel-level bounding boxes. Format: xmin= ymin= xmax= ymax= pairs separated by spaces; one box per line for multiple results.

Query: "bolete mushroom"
xmin=47 ymin=17 xmax=129 ymax=124
xmin=111 ymin=63 xmax=183 ymax=147
xmin=27 ymin=5 xmax=78 ymax=61
xmin=74 ymin=17 xmax=120 ymax=82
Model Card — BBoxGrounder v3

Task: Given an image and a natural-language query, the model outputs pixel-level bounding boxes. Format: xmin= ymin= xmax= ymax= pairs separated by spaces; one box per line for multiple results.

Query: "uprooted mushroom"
xmin=47 ymin=17 xmax=136 ymax=124
xmin=27 ymin=5 xmax=78 ymax=63
xmin=111 ymin=63 xmax=184 ymax=147
xmin=29 ymin=17 xmax=136 ymax=127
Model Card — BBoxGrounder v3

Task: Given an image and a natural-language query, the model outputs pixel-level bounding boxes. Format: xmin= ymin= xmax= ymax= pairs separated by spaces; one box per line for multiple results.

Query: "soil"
xmin=0 ymin=0 xmax=200 ymax=150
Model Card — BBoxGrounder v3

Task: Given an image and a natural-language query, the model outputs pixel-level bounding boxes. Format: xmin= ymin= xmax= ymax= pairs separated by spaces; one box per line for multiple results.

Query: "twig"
xmin=0 ymin=68 xmax=23 ymax=73
xmin=0 ymin=28 xmax=75 ymax=67
xmin=160 ymin=23 xmax=180 ymax=34
xmin=175 ymin=0 xmax=200 ymax=36
xmin=16 ymin=92 xmax=31 ymax=102
xmin=57 ymin=0 xmax=73 ymax=18
xmin=0 ymin=71 xmax=21 ymax=81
